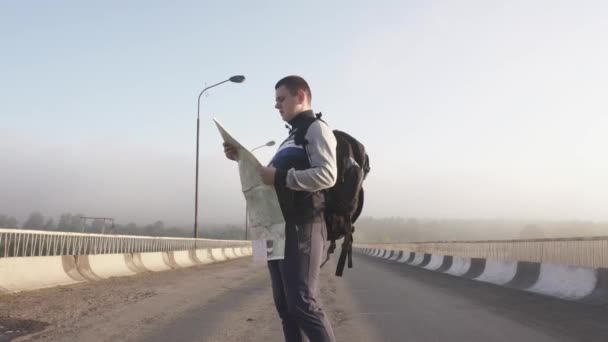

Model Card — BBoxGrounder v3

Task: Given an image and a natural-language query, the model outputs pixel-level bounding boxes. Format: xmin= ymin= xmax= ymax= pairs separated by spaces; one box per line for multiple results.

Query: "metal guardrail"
xmin=358 ymin=236 xmax=608 ymax=268
xmin=0 ymin=228 xmax=250 ymax=258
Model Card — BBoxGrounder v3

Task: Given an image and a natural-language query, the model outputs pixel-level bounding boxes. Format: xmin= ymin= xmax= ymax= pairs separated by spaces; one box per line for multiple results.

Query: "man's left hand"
xmin=257 ymin=166 xmax=276 ymax=185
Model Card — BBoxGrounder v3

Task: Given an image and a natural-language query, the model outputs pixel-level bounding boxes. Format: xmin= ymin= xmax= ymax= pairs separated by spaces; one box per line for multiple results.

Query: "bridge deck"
xmin=2 ymin=255 xmax=608 ymax=341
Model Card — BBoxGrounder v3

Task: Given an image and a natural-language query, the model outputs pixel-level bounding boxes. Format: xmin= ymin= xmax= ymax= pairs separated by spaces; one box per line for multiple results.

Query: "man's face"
xmin=274 ymin=85 xmax=301 ymax=122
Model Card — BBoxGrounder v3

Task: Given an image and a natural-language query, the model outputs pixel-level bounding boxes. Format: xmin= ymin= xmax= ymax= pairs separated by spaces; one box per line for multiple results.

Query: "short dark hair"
xmin=275 ymin=75 xmax=312 ymax=102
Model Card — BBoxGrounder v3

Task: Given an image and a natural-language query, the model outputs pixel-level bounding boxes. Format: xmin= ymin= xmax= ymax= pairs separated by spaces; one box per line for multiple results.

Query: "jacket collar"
xmin=287 ymin=110 xmax=315 ymax=129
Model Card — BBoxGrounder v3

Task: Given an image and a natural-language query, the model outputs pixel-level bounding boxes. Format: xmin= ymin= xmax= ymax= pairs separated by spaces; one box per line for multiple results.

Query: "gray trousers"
xmin=268 ymin=220 xmax=336 ymax=342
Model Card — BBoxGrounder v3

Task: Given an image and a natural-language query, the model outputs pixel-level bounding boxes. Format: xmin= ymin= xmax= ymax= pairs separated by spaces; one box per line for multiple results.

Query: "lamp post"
xmin=194 ymin=75 xmax=245 ymax=239
xmin=245 ymin=140 xmax=276 ymax=239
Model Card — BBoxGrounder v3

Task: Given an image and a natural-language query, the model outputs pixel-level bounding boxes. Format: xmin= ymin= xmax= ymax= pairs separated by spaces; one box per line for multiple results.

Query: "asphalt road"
xmin=3 ymin=253 xmax=608 ymax=341
xmin=343 ymin=253 xmax=608 ymax=342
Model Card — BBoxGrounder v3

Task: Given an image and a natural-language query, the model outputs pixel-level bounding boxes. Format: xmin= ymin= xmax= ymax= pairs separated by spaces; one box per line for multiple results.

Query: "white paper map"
xmin=213 ymin=118 xmax=285 ymax=261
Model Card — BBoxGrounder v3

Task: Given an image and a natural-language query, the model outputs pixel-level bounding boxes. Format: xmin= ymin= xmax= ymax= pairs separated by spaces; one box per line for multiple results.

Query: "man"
xmin=224 ymin=75 xmax=337 ymax=342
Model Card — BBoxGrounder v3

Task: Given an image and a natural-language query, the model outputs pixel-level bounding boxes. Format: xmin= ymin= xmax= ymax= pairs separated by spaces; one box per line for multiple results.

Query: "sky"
xmin=1 ymin=0 xmax=607 ymax=227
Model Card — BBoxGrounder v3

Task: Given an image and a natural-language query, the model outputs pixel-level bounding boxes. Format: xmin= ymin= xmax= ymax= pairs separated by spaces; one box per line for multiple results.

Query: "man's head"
xmin=274 ymin=75 xmax=312 ymax=122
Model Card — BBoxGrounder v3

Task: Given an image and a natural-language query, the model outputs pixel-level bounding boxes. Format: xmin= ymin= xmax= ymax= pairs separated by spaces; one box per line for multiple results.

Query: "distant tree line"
xmin=0 ymin=211 xmax=246 ymax=240
xmin=3 ymin=212 xmax=608 ymax=243
xmin=0 ymin=215 xmax=19 ymax=229
xmin=354 ymin=217 xmax=608 ymax=243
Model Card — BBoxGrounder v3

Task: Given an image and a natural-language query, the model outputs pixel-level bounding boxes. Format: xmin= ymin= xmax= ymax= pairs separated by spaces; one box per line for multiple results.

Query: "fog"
xmin=2 ymin=131 xmax=607 ymax=238
xmin=0 ymin=135 xmax=243 ymax=227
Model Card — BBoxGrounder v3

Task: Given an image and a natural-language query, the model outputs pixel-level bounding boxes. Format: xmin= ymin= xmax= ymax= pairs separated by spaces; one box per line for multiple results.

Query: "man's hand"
xmin=223 ymin=142 xmax=238 ymax=161
xmin=257 ymin=166 xmax=276 ymax=185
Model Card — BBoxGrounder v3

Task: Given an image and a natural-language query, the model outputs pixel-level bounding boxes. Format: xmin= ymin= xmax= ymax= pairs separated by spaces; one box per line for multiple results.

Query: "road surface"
xmin=2 ymin=254 xmax=608 ymax=341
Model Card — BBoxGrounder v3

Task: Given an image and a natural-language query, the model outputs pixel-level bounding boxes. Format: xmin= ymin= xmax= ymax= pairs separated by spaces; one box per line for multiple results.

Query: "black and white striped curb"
xmin=356 ymin=247 xmax=608 ymax=304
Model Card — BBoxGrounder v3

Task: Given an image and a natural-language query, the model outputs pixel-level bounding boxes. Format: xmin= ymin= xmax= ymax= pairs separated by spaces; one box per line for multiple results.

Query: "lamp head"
xmin=229 ymin=75 xmax=246 ymax=83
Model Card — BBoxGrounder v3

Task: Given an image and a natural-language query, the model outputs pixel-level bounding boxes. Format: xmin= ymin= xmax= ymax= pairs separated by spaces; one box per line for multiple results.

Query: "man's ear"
xmin=297 ymin=89 xmax=307 ymax=104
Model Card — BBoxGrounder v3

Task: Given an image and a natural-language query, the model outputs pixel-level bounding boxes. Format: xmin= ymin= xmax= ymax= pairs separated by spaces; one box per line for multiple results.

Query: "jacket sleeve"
xmin=279 ymin=120 xmax=337 ymax=192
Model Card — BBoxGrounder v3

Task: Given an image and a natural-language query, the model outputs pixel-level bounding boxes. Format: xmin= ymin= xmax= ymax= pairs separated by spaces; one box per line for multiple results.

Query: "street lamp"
xmin=251 ymin=140 xmax=276 ymax=152
xmin=194 ymin=75 xmax=245 ymax=239
xmin=245 ymin=140 xmax=276 ymax=239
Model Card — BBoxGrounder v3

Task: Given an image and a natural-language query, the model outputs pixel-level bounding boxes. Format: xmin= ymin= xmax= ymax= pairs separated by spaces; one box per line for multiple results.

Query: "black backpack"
xmin=295 ymin=113 xmax=370 ymax=276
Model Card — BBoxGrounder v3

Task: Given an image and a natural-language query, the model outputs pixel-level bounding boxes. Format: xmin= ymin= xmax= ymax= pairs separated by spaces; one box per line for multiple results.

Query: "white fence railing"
xmin=0 ymin=228 xmax=250 ymax=258
xmin=358 ymin=236 xmax=608 ymax=268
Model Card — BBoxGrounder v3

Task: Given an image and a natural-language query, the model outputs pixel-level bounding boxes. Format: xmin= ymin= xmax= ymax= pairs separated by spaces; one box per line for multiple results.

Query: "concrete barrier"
xmin=582 ymin=269 xmax=608 ymax=304
xmin=395 ymin=251 xmax=406 ymax=262
xmin=423 ymin=254 xmax=445 ymax=271
xmin=164 ymin=252 xmax=180 ymax=269
xmin=131 ymin=253 xmax=152 ymax=272
xmin=211 ymin=248 xmax=227 ymax=262
xmin=62 ymin=254 xmax=88 ymax=282
xmin=436 ymin=255 xmax=453 ymax=272
xmin=0 ymin=239 xmax=251 ymax=295
xmin=195 ymin=249 xmax=214 ymax=264
xmin=389 ymin=251 xmax=402 ymax=261
xmin=398 ymin=252 xmax=415 ymax=263
xmin=357 ymin=246 xmax=608 ymax=304
xmin=463 ymin=258 xmax=486 ymax=279
xmin=410 ymin=253 xmax=426 ymax=266
xmin=446 ymin=256 xmax=472 ymax=276
xmin=418 ymin=253 xmax=432 ymax=267
xmin=188 ymin=249 xmax=202 ymax=264
xmin=527 ymin=264 xmax=597 ymax=300
xmin=74 ymin=255 xmax=102 ymax=281
xmin=139 ymin=252 xmax=173 ymax=272
xmin=505 ymin=262 xmax=540 ymax=289
xmin=173 ymin=250 xmax=197 ymax=267
xmin=125 ymin=253 xmax=148 ymax=273
xmin=82 ymin=254 xmax=138 ymax=279
xmin=361 ymin=238 xmax=608 ymax=269
xmin=224 ymin=248 xmax=237 ymax=259
xmin=475 ymin=259 xmax=518 ymax=285
xmin=0 ymin=256 xmax=85 ymax=293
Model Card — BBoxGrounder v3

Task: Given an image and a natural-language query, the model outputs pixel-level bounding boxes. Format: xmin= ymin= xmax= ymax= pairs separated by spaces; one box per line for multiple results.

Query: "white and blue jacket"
xmin=272 ymin=110 xmax=337 ymax=224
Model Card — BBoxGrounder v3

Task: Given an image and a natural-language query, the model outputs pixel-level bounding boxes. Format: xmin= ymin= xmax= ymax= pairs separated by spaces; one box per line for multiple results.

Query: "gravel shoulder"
xmin=1 ymin=258 xmax=381 ymax=342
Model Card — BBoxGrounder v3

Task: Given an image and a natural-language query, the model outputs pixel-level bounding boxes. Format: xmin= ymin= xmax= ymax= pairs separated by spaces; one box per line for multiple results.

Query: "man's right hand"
xmin=223 ymin=142 xmax=238 ymax=161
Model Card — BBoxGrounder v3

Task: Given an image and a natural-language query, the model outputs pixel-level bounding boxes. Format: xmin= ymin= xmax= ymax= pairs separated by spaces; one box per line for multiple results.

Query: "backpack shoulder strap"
xmin=315 ymin=112 xmax=327 ymax=124
xmin=352 ymin=188 xmax=364 ymax=223
xmin=335 ymin=230 xmax=353 ymax=276
xmin=294 ymin=112 xmax=326 ymax=146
